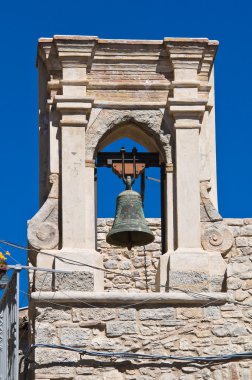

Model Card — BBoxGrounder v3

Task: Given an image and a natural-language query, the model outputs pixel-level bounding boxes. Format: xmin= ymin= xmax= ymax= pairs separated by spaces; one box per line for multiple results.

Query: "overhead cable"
xmin=28 ymin=343 xmax=252 ymax=363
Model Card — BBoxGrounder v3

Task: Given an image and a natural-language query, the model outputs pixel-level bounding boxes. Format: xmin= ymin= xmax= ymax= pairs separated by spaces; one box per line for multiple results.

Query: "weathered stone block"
xmin=90 ymin=338 xmax=123 ymax=351
xmin=242 ymin=279 xmax=252 ymax=290
xmin=225 ymin=218 xmax=244 ymax=226
xmin=240 ymin=225 xmax=252 ymax=236
xmin=36 ymin=306 xmax=72 ymax=322
xmin=106 ymin=321 xmax=137 ymax=337
xmin=168 ymin=253 xmax=210 ymax=292
xmin=169 ymin=271 xmax=209 ymax=292
xmin=132 ymin=257 xmax=151 ymax=268
xmin=119 ymin=308 xmax=136 ymax=320
xmin=104 ymin=259 xmax=118 ymax=269
xmin=159 ymin=320 xmax=186 ymax=327
xmin=221 ymin=309 xmax=243 ymax=318
xmin=139 ymin=307 xmax=175 ymax=320
xmin=236 ymin=237 xmax=248 ymax=247
xmin=235 ymin=289 xmax=249 ymax=301
xmin=119 ymin=261 xmax=131 ymax=270
xmin=136 ymin=281 xmax=148 ymax=290
xmin=212 ymin=323 xmax=248 ymax=337
xmin=60 ymin=327 xmax=92 ymax=346
xmin=55 ymin=271 xmax=94 ymax=291
xmin=227 ymin=277 xmax=242 ymax=290
xmin=140 ymin=325 xmax=160 ymax=336
xmin=35 ymin=323 xmax=58 ymax=344
xmin=179 ymin=338 xmax=191 ymax=350
xmin=203 ymin=306 xmax=221 ymax=320
xmin=72 ymin=308 xmax=116 ymax=322
xmin=177 ymin=307 xmax=203 ymax=319
xmin=229 ymin=226 xmax=240 ymax=237
xmin=34 ymin=272 xmax=53 ymax=291
xmin=35 ymin=348 xmax=79 ymax=365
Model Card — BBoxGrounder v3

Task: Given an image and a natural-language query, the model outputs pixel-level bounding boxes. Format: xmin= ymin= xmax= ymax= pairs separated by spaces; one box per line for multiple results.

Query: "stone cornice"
xmin=37 ymin=36 xmax=218 ymax=71
xmin=30 ymin=290 xmax=231 ymax=305
xmin=37 ymin=36 xmax=218 ymax=120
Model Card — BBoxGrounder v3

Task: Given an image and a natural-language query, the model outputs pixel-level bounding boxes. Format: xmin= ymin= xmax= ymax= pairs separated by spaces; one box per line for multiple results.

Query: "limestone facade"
xmin=25 ymin=36 xmax=252 ymax=379
xmin=26 ymin=218 xmax=252 ymax=379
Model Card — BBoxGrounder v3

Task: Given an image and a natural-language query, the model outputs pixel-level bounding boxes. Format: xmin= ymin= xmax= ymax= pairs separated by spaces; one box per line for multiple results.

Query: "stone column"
xmin=54 ymin=36 xmax=97 ymax=249
xmin=52 ymin=36 xmax=104 ymax=290
xmin=164 ymin=39 xmax=220 ymax=292
xmin=165 ymin=38 xmax=209 ymax=251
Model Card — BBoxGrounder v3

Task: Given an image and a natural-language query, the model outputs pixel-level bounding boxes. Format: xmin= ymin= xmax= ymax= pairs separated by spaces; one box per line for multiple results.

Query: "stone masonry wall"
xmin=28 ymin=218 xmax=252 ymax=379
xmin=97 ymin=218 xmax=161 ymax=292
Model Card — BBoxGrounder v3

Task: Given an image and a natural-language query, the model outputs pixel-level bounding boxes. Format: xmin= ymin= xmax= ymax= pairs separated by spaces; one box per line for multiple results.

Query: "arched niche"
xmin=84 ymin=109 xmax=174 ymax=255
xmin=97 ymin=122 xmax=161 ymax=156
xmin=86 ymin=109 xmax=172 ymax=164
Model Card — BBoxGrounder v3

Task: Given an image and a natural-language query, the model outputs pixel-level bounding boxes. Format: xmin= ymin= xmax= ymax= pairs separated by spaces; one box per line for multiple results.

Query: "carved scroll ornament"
xmin=28 ymin=174 xmax=59 ymax=250
xmin=200 ymin=181 xmax=233 ymax=256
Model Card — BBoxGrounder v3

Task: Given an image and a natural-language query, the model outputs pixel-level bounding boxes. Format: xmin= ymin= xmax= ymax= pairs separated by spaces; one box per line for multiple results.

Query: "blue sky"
xmin=0 ymin=0 xmax=251 ymax=305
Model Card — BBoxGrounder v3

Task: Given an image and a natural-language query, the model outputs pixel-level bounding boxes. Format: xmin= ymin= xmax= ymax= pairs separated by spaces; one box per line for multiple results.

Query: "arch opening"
xmin=96 ymin=137 xmax=161 ymax=219
xmin=96 ymin=122 xmax=163 ymax=158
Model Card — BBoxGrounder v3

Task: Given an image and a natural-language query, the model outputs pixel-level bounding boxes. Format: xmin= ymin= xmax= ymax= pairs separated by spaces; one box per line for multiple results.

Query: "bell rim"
xmin=106 ymin=230 xmax=155 ymax=247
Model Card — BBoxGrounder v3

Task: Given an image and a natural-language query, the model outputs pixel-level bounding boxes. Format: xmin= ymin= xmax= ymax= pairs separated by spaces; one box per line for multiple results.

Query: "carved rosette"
xmin=201 ymin=225 xmax=233 ymax=255
xmin=28 ymin=174 xmax=59 ymax=250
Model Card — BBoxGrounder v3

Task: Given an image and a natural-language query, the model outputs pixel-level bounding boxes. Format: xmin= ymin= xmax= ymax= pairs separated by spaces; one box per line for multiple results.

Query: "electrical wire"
xmin=3 ymin=241 xmax=251 ymax=369
xmin=27 ymin=343 xmax=252 ymax=363
xmin=0 ymin=240 xmax=238 ymax=303
xmin=3 ymin=263 xmax=240 ymax=308
xmin=0 ymin=240 xmax=142 ymax=281
xmin=2 ymin=240 xmax=252 ymax=308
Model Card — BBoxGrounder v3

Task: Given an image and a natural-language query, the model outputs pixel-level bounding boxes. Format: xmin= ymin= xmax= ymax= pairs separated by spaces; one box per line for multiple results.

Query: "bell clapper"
xmin=127 ymin=232 xmax=132 ymax=251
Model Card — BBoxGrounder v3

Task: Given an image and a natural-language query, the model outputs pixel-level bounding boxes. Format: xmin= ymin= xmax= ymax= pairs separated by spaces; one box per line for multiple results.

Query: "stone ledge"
xmin=31 ymin=291 xmax=231 ymax=305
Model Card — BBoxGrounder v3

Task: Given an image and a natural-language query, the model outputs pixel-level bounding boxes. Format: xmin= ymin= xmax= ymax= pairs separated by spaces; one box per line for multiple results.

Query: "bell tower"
xmin=27 ymin=36 xmax=234 ymax=379
xmin=29 ymin=36 xmax=230 ymax=292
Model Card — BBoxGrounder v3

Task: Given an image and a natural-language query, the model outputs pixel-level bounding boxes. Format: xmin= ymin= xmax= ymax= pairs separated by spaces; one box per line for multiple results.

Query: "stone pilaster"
xmin=165 ymin=38 xmax=214 ymax=251
xmin=53 ymin=36 xmax=97 ymax=249
xmin=164 ymin=39 xmax=224 ymax=292
xmin=51 ymin=36 xmax=103 ymax=290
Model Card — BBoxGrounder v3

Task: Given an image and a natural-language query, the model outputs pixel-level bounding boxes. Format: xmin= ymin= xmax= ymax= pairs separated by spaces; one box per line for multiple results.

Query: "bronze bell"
xmin=106 ymin=189 xmax=155 ymax=250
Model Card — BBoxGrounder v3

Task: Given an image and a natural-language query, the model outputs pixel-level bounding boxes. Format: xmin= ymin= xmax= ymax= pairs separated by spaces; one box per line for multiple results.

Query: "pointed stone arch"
xmin=85 ymin=109 xmax=173 ymax=163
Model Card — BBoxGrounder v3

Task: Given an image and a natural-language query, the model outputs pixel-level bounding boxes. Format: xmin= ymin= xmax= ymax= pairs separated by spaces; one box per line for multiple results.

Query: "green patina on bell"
xmin=106 ymin=189 xmax=155 ymax=250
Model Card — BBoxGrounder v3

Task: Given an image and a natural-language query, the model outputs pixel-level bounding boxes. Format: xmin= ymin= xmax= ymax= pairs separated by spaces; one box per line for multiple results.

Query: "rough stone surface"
xmin=98 ymin=219 xmax=161 ymax=292
xmin=28 ymin=218 xmax=252 ymax=379
xmin=28 ymin=36 xmax=252 ymax=379
xmin=55 ymin=271 xmax=94 ymax=291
